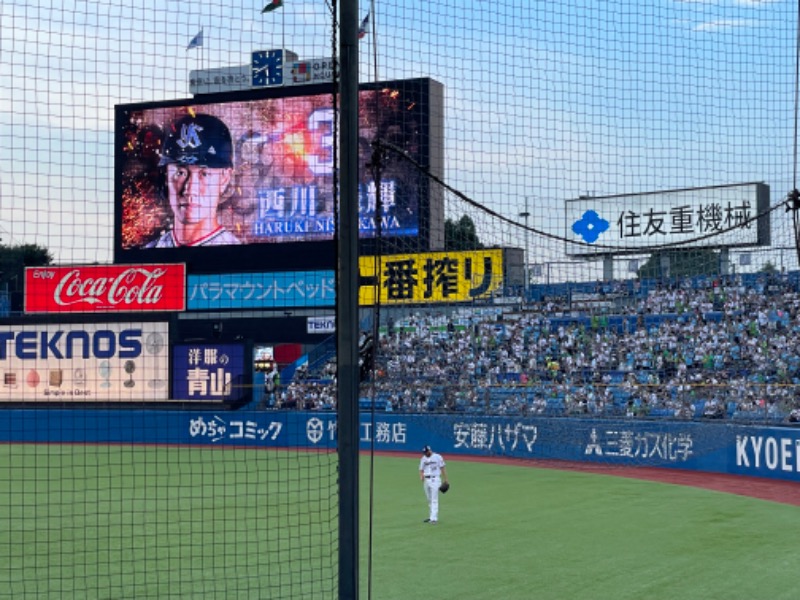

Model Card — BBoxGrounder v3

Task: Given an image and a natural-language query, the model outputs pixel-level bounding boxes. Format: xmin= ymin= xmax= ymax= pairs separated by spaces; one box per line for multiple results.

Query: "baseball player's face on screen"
xmin=167 ymin=164 xmax=232 ymax=229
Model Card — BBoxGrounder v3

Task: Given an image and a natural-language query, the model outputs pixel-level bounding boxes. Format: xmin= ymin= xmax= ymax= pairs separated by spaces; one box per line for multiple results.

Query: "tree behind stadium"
xmin=0 ymin=243 xmax=53 ymax=313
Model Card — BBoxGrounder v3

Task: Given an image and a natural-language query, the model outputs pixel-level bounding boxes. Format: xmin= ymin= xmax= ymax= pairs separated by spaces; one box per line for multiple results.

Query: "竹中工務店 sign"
xmin=358 ymin=249 xmax=504 ymax=305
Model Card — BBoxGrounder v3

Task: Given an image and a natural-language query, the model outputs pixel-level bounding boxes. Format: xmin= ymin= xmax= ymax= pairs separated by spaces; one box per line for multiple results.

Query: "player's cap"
xmin=159 ymin=113 xmax=233 ymax=169
xmin=422 ymin=445 xmax=431 ymax=454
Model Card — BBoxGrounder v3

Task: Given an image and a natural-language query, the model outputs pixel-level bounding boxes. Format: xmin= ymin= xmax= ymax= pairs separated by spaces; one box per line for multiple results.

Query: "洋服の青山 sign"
xmin=24 ymin=264 xmax=186 ymax=313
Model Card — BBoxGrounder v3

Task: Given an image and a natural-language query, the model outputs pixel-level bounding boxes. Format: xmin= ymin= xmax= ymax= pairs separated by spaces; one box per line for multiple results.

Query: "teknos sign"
xmin=0 ymin=322 xmax=170 ymax=402
xmin=25 ymin=264 xmax=186 ymax=314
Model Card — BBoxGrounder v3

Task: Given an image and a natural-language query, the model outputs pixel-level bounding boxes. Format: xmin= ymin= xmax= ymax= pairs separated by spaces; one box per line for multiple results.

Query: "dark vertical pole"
xmin=338 ymin=0 xmax=360 ymax=598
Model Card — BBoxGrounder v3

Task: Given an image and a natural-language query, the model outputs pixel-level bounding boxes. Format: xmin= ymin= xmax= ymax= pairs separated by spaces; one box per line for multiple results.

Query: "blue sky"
xmin=0 ymin=0 xmax=796 ymax=274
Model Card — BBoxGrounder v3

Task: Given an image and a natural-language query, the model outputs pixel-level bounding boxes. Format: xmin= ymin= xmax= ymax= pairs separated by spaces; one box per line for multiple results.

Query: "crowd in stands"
xmin=270 ymin=271 xmax=800 ymax=424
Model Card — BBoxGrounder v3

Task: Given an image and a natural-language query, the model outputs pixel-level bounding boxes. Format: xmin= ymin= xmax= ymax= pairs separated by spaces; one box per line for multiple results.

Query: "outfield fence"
xmin=0 ymin=409 xmax=797 ymax=483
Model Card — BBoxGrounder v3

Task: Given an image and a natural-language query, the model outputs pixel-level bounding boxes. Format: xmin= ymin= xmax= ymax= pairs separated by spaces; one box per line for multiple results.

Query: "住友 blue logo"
xmin=572 ymin=210 xmax=609 ymax=244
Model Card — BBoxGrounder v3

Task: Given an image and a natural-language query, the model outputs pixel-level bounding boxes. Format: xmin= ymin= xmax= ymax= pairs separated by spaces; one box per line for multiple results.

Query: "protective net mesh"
xmin=3 ymin=0 xmax=800 ymax=598
xmin=354 ymin=0 xmax=800 ymax=433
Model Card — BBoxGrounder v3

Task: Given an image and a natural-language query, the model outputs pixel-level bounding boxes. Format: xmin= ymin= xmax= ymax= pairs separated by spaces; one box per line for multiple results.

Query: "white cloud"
xmin=693 ymin=19 xmax=758 ymax=31
xmin=674 ymin=0 xmax=778 ymax=4
xmin=734 ymin=0 xmax=781 ymax=6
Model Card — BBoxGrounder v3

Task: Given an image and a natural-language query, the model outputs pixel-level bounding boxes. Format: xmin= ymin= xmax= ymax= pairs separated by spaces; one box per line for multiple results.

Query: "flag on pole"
xmin=187 ymin=29 xmax=204 ymax=51
xmin=262 ymin=0 xmax=283 ymax=13
xmin=358 ymin=12 xmax=370 ymax=40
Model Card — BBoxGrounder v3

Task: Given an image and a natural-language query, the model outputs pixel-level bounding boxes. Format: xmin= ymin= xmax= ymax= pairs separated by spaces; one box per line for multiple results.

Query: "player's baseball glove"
xmin=439 ymin=481 xmax=450 ymax=493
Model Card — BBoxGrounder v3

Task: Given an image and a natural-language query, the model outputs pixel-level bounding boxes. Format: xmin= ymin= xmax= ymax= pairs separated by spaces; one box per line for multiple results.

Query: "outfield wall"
xmin=1 ymin=410 xmax=799 ymax=483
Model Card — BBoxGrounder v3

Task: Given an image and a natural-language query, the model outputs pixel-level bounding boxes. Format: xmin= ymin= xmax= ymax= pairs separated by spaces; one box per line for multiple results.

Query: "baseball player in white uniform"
xmin=419 ymin=445 xmax=449 ymax=524
xmin=145 ymin=113 xmax=242 ymax=248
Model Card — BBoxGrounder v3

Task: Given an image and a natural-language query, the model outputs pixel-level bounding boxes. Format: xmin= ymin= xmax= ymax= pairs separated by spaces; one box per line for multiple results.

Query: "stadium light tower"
xmin=519 ymin=197 xmax=531 ymax=299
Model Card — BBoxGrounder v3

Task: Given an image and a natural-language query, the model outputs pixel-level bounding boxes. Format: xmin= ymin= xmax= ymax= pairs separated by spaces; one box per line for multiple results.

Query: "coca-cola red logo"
xmin=53 ymin=268 xmax=168 ymax=307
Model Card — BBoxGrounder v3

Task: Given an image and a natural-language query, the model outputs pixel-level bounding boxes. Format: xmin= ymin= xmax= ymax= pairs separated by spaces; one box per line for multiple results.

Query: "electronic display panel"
xmin=0 ymin=322 xmax=170 ymax=403
xmin=115 ymin=79 xmax=443 ymax=272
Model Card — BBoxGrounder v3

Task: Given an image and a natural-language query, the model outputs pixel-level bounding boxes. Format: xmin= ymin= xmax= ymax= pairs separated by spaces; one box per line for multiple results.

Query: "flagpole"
xmin=370 ymin=0 xmax=377 ymax=82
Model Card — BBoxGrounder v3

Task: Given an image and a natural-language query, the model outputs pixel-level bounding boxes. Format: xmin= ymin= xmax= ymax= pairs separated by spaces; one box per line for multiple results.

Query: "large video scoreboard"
xmin=115 ymin=78 xmax=444 ymax=273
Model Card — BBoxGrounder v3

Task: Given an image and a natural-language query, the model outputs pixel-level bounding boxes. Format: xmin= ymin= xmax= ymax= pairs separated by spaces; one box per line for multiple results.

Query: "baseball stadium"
xmin=2 ymin=1 xmax=800 ymax=598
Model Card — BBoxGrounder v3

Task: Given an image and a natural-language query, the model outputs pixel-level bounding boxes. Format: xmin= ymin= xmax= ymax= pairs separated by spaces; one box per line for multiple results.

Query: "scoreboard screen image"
xmin=115 ymin=79 xmax=443 ymax=271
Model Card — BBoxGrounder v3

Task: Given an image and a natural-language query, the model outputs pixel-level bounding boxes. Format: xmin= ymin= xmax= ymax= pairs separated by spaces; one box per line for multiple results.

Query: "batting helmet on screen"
xmin=158 ymin=113 xmax=234 ymax=169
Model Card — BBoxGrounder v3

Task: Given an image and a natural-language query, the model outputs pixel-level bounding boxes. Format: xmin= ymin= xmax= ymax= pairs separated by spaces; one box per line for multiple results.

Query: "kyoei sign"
xmin=24 ymin=264 xmax=186 ymax=313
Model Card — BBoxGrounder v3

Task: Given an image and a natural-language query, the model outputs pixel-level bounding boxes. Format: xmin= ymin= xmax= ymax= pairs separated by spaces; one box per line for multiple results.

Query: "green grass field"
xmin=0 ymin=445 xmax=797 ymax=599
xmin=0 ymin=444 xmax=339 ymax=599
xmin=361 ymin=455 xmax=799 ymax=600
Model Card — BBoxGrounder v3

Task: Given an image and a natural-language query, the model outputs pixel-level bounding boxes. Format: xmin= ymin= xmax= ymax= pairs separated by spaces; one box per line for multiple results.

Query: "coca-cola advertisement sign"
xmin=25 ymin=264 xmax=186 ymax=313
